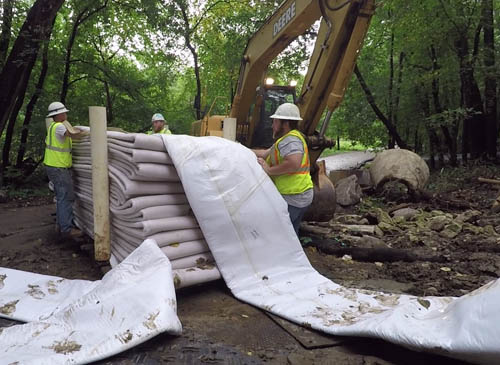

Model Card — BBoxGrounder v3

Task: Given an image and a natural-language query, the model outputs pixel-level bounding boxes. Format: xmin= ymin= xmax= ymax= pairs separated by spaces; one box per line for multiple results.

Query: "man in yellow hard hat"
xmin=253 ymin=103 xmax=313 ymax=235
xmin=44 ymin=102 xmax=84 ymax=239
xmin=148 ymin=113 xmax=172 ymax=135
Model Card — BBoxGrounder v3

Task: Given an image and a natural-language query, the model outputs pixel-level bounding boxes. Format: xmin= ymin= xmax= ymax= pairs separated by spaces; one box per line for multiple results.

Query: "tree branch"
xmin=354 ymin=64 xmax=408 ymax=149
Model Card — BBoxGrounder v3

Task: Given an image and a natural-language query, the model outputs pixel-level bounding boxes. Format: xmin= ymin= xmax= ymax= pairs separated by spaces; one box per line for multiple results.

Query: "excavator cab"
xmin=248 ymin=84 xmax=296 ymax=149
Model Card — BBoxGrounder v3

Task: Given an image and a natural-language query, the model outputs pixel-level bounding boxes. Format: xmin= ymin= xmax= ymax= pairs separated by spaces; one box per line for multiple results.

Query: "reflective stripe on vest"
xmin=44 ymin=122 xmax=72 ymax=168
xmin=266 ymin=129 xmax=313 ymax=195
xmin=147 ymin=128 xmax=171 ymax=135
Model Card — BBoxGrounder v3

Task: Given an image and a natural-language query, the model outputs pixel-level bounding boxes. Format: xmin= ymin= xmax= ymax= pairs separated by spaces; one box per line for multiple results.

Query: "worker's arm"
xmin=252 ymin=147 xmax=271 ymax=159
xmin=65 ymin=128 xmax=84 ymax=139
xmin=257 ymin=153 xmax=302 ymax=176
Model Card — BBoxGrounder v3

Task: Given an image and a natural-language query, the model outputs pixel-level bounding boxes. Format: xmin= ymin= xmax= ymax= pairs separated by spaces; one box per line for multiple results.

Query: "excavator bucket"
xmin=304 ymin=160 xmax=336 ymax=222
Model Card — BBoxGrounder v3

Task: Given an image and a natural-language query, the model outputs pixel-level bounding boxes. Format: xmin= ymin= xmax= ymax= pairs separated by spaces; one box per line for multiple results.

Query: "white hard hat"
xmin=152 ymin=113 xmax=165 ymax=122
xmin=270 ymin=103 xmax=302 ymax=121
xmin=47 ymin=102 xmax=69 ymax=117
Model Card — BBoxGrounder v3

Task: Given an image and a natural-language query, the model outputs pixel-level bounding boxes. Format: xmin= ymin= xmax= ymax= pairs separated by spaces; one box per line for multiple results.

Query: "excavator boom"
xmin=231 ymin=0 xmax=375 ymax=155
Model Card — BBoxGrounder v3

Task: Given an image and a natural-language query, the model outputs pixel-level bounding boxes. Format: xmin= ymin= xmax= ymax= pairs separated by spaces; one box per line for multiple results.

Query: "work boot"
xmin=68 ymin=227 xmax=84 ymax=238
xmin=58 ymin=227 xmax=84 ymax=241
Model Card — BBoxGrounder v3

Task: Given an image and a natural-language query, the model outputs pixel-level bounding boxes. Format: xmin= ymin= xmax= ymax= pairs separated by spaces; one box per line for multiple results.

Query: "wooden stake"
xmin=89 ymin=106 xmax=111 ymax=262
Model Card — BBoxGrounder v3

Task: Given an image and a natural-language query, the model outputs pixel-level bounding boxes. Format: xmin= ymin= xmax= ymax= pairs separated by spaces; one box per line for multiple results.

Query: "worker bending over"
xmin=44 ymin=102 xmax=83 ymax=239
xmin=253 ymin=103 xmax=313 ymax=235
xmin=148 ymin=113 xmax=172 ymax=135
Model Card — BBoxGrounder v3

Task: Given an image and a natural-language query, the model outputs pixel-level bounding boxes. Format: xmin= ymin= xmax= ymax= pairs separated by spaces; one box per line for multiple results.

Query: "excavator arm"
xmin=299 ymin=0 xmax=375 ymax=163
xmin=231 ymin=0 xmax=375 ymax=161
xmin=229 ymin=0 xmax=321 ymax=126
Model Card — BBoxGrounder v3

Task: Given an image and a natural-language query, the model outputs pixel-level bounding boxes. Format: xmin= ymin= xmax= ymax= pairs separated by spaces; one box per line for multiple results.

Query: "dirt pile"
xmin=303 ymin=163 xmax=500 ymax=298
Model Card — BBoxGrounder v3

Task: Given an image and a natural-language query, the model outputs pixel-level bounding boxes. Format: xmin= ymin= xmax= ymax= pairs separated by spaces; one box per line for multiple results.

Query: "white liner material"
xmin=3 ymin=133 xmax=497 ymax=364
xmin=0 ymin=240 xmax=182 ymax=364
xmin=162 ymin=134 xmax=500 ymax=365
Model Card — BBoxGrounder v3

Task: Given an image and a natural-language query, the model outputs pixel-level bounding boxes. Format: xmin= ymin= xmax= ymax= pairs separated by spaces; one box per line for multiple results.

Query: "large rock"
xmin=391 ymin=207 xmax=420 ymax=220
xmin=369 ymin=149 xmax=429 ymax=192
xmin=329 ymin=168 xmax=372 ymax=187
xmin=335 ymin=175 xmax=362 ymax=206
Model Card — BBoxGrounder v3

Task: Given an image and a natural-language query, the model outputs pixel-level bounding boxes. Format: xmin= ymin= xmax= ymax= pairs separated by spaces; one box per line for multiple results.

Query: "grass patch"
xmin=321 ymin=139 xmax=371 ymax=157
xmin=5 ymin=186 xmax=51 ymax=199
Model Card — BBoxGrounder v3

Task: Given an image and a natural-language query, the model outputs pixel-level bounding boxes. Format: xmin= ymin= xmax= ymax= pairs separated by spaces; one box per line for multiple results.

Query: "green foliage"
xmin=1 ymin=0 xmax=498 ymax=191
xmin=426 ymin=107 xmax=478 ymax=128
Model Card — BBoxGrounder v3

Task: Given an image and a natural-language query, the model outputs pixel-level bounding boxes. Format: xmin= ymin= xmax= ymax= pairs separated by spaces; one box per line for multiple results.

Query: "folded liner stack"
xmin=71 ymin=129 xmax=221 ymax=288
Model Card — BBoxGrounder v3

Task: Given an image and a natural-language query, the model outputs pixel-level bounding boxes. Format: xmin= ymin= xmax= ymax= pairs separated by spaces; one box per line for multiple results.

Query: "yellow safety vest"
xmin=266 ymin=129 xmax=313 ymax=195
xmin=147 ymin=128 xmax=172 ymax=135
xmin=44 ymin=122 xmax=72 ymax=168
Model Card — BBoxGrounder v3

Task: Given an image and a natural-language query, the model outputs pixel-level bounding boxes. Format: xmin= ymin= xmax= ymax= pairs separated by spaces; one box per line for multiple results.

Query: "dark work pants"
xmin=45 ymin=166 xmax=75 ymax=233
xmin=287 ymin=204 xmax=309 ymax=236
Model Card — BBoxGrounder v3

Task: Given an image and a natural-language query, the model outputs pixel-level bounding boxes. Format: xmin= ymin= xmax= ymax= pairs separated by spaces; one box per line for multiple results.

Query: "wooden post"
xmin=89 ymin=106 xmax=110 ymax=261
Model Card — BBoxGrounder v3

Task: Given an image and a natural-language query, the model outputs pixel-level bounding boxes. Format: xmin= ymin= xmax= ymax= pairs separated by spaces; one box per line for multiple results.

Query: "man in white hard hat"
xmin=148 ymin=113 xmax=172 ymax=135
xmin=253 ymin=103 xmax=313 ymax=235
xmin=44 ymin=102 xmax=83 ymax=239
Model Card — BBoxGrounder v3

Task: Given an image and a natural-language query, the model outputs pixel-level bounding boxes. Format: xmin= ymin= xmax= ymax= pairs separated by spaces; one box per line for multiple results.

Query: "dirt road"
xmin=0 ymin=197 xmax=476 ymax=364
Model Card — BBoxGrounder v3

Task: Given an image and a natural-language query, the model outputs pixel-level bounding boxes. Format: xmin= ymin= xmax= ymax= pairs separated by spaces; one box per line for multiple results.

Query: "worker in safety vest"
xmin=43 ymin=102 xmax=83 ymax=239
xmin=147 ymin=113 xmax=172 ymax=135
xmin=253 ymin=103 xmax=313 ymax=235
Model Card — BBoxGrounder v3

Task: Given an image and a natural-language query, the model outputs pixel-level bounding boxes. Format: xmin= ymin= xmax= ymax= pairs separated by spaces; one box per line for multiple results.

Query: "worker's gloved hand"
xmin=257 ymin=157 xmax=271 ymax=175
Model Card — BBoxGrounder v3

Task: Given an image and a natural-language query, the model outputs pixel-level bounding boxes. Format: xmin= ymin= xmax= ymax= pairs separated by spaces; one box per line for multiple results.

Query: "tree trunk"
xmin=456 ymin=34 xmax=486 ymax=159
xmin=388 ymin=29 xmax=395 ymax=149
xmin=60 ymin=2 xmax=107 ymax=104
xmin=394 ymin=51 xmax=404 ymax=141
xmin=429 ymin=45 xmax=457 ymax=166
xmin=104 ymin=80 xmax=113 ymax=125
xmin=413 ymin=124 xmax=422 ymax=154
xmin=417 ymin=85 xmax=441 ymax=169
xmin=0 ymin=0 xmax=65 ymax=137
xmin=2 ymin=53 xmax=36 ymax=168
xmin=481 ymin=0 xmax=497 ymax=159
xmin=178 ymin=1 xmax=202 ymax=120
xmin=0 ymin=0 xmax=14 ymax=68
xmin=16 ymin=33 xmax=52 ymax=167
xmin=354 ymin=64 xmax=408 ymax=150
xmin=60 ymin=11 xmax=85 ymax=104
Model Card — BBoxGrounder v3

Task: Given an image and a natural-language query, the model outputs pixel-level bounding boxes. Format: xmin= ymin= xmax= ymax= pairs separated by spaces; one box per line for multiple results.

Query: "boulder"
xmin=455 ymin=210 xmax=482 ymax=223
xmin=329 ymin=168 xmax=372 ymax=187
xmin=439 ymin=221 xmax=462 ymax=238
xmin=350 ymin=235 xmax=388 ymax=249
xmin=335 ymin=175 xmax=362 ymax=207
xmin=428 ymin=216 xmax=450 ymax=232
xmin=333 ymin=214 xmax=369 ymax=225
xmin=369 ymin=149 xmax=429 ymax=192
xmin=391 ymin=207 xmax=420 ymax=220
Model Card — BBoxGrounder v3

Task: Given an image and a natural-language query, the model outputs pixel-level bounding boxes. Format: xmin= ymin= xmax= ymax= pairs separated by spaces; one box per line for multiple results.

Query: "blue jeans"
xmin=287 ymin=204 xmax=310 ymax=236
xmin=45 ymin=166 xmax=75 ymax=233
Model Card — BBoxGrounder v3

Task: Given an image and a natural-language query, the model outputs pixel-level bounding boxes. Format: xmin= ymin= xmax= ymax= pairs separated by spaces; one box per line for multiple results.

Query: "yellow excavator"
xmin=192 ymin=0 xmax=375 ymax=221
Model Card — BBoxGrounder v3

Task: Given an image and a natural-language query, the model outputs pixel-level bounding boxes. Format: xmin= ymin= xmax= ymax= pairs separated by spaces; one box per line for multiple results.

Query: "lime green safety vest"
xmin=266 ymin=129 xmax=313 ymax=195
xmin=44 ymin=122 xmax=72 ymax=168
xmin=147 ymin=128 xmax=172 ymax=135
